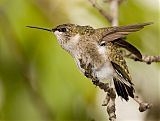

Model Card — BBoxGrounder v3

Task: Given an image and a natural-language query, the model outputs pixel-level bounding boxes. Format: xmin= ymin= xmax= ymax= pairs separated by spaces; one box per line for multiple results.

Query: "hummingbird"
xmin=27 ymin=22 xmax=152 ymax=101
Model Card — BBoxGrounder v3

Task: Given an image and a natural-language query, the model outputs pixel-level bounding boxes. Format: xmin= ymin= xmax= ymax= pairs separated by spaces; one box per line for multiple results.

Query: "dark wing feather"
xmin=113 ymin=77 xmax=128 ymax=100
xmin=111 ymin=61 xmax=133 ymax=85
xmin=101 ymin=22 xmax=153 ymax=42
xmin=125 ymin=84 xmax=134 ymax=98
xmin=112 ymin=38 xmax=142 ymax=60
xmin=113 ymin=77 xmax=134 ymax=101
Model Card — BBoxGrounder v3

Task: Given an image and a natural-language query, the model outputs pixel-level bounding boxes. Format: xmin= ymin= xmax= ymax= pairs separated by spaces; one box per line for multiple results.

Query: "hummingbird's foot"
xmin=133 ymin=96 xmax=152 ymax=112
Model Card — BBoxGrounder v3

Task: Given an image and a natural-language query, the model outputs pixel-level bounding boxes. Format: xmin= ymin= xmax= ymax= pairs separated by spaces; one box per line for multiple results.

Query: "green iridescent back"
xmin=55 ymin=24 xmax=95 ymax=36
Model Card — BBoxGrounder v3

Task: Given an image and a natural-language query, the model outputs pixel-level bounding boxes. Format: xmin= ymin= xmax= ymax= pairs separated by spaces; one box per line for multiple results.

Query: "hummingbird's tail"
xmin=113 ymin=77 xmax=134 ymax=101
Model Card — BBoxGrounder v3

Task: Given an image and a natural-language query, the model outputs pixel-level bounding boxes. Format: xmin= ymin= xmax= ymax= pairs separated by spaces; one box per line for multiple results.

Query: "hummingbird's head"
xmin=53 ymin=24 xmax=95 ymax=43
xmin=53 ymin=24 xmax=80 ymax=44
xmin=26 ymin=24 xmax=95 ymax=51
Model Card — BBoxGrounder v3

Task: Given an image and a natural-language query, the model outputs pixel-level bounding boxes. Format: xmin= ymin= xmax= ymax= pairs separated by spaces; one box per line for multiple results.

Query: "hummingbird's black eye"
xmin=58 ymin=28 xmax=67 ymax=32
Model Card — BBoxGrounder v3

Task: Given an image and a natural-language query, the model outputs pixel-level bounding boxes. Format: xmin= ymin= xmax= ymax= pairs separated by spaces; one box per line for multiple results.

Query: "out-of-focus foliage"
xmin=0 ymin=0 xmax=159 ymax=121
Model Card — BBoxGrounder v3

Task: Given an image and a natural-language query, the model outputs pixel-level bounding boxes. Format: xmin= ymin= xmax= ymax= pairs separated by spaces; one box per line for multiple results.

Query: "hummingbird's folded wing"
xmin=107 ymin=42 xmax=134 ymax=85
xmin=112 ymin=38 xmax=142 ymax=60
xmin=100 ymin=22 xmax=153 ymax=42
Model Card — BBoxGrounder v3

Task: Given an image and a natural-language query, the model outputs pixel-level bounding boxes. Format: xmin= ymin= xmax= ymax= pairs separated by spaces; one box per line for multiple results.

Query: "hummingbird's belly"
xmin=94 ymin=45 xmax=114 ymax=81
xmin=94 ymin=63 xmax=114 ymax=81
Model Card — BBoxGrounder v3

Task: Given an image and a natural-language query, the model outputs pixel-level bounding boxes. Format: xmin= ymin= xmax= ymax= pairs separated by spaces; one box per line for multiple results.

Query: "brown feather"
xmin=100 ymin=22 xmax=153 ymax=42
xmin=113 ymin=77 xmax=134 ymax=101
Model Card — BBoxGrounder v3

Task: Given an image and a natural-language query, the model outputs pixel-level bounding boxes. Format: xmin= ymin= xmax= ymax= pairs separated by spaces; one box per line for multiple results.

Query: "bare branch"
xmin=92 ymin=80 xmax=116 ymax=121
xmin=110 ymin=0 xmax=119 ymax=26
xmin=88 ymin=0 xmax=113 ymax=23
xmin=134 ymin=96 xmax=152 ymax=112
xmin=106 ymin=88 xmax=116 ymax=121
xmin=104 ymin=0 xmax=124 ymax=4
xmin=123 ymin=52 xmax=160 ymax=64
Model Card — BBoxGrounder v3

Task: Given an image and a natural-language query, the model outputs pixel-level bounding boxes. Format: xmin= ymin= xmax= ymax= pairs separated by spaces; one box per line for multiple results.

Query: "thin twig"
xmin=124 ymin=53 xmax=160 ymax=64
xmin=106 ymin=88 xmax=116 ymax=121
xmin=104 ymin=0 xmax=124 ymax=4
xmin=110 ymin=0 xmax=119 ymax=26
xmin=92 ymin=81 xmax=116 ymax=121
xmin=88 ymin=0 xmax=113 ymax=23
xmin=134 ymin=96 xmax=152 ymax=112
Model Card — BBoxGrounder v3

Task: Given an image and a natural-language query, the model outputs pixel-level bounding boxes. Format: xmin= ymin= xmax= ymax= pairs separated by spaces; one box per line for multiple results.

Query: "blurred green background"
xmin=0 ymin=0 xmax=159 ymax=121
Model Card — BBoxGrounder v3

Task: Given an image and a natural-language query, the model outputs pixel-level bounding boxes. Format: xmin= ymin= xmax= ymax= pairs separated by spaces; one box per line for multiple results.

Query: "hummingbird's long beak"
xmin=26 ymin=26 xmax=57 ymax=32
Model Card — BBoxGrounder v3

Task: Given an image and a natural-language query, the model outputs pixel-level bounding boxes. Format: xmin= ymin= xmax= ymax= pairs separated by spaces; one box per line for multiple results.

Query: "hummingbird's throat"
xmin=54 ymin=32 xmax=80 ymax=53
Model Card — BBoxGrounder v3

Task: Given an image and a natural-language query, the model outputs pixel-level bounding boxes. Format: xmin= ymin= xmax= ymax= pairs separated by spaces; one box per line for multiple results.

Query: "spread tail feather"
xmin=113 ymin=77 xmax=134 ymax=101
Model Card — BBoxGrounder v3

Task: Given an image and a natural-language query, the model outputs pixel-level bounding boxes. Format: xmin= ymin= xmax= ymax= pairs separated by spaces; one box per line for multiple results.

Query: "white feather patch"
xmin=98 ymin=46 xmax=106 ymax=55
xmin=70 ymin=34 xmax=80 ymax=44
xmin=95 ymin=63 xmax=114 ymax=81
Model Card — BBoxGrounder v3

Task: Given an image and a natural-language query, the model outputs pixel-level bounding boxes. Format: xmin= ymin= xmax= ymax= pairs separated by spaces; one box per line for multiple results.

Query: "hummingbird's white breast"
xmin=95 ymin=63 xmax=114 ymax=81
xmin=94 ymin=45 xmax=114 ymax=81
